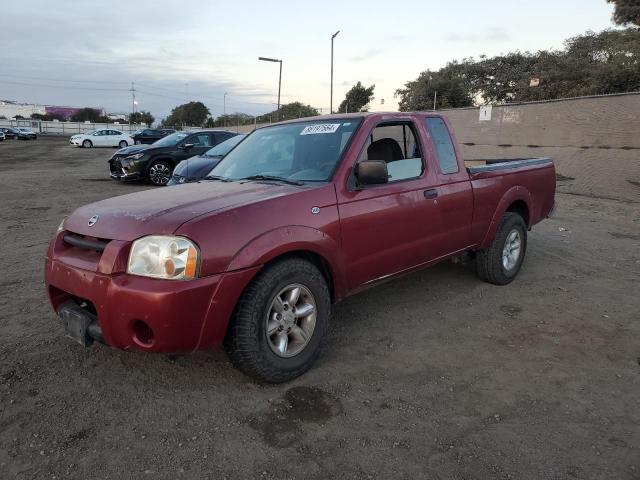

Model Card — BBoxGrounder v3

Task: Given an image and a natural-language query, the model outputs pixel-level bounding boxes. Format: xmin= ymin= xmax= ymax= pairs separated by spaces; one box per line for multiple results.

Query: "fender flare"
xmin=226 ymin=225 xmax=348 ymax=301
xmin=479 ymin=186 xmax=532 ymax=249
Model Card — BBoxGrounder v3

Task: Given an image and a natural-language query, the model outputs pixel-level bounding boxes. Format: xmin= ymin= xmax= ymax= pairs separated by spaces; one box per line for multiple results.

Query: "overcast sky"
xmin=0 ymin=0 xmax=616 ymax=121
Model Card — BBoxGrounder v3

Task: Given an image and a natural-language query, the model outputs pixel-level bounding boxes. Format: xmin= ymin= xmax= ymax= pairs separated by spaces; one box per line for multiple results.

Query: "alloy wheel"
xmin=265 ymin=284 xmax=317 ymax=358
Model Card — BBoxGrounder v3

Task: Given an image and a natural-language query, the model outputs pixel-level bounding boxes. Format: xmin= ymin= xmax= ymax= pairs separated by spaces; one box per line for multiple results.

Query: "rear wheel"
xmin=82 ymin=139 xmax=92 ymax=148
xmin=224 ymin=258 xmax=331 ymax=383
xmin=148 ymin=160 xmax=172 ymax=186
xmin=118 ymin=140 xmax=128 ymax=148
xmin=476 ymin=212 xmax=527 ymax=285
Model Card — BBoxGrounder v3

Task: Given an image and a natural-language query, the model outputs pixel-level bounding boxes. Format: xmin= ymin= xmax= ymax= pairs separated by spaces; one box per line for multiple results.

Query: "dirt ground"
xmin=0 ymin=136 xmax=638 ymax=480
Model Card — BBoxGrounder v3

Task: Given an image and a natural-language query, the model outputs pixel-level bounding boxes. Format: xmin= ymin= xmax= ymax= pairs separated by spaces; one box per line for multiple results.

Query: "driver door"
xmin=92 ymin=130 xmax=108 ymax=146
xmin=182 ymin=133 xmax=214 ymax=159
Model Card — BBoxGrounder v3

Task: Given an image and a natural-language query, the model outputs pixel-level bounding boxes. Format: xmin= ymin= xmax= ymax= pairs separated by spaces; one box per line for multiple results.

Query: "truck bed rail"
xmin=467 ymin=157 xmax=552 ymax=174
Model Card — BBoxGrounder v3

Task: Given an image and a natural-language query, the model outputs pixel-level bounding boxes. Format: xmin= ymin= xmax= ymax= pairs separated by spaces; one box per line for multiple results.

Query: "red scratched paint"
xmin=45 ymin=112 xmax=556 ymax=353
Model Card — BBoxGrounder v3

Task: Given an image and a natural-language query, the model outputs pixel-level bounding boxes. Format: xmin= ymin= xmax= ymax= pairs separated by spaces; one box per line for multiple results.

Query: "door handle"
xmin=424 ymin=189 xmax=438 ymax=199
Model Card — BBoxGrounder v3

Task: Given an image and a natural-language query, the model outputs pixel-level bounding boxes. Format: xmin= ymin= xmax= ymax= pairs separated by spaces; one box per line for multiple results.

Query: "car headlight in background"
xmin=127 ymin=235 xmax=199 ymax=280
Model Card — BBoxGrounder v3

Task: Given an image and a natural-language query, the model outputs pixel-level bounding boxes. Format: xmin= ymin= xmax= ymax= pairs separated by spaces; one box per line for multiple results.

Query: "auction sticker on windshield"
xmin=300 ymin=124 xmax=341 ymax=135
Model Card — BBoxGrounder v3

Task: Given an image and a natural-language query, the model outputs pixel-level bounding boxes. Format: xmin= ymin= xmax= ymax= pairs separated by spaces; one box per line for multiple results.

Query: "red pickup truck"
xmin=45 ymin=112 xmax=555 ymax=382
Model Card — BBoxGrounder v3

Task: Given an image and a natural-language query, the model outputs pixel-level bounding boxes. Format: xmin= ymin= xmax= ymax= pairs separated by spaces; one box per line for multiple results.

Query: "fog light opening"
xmin=132 ymin=320 xmax=154 ymax=347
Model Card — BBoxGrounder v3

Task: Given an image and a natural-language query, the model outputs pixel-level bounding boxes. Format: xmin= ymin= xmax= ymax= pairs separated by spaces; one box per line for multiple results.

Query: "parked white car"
xmin=70 ymin=129 xmax=133 ymax=148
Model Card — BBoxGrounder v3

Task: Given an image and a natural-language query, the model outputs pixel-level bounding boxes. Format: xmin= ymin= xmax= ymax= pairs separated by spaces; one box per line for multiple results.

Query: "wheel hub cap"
xmin=502 ymin=230 xmax=522 ymax=271
xmin=266 ymin=284 xmax=316 ymax=358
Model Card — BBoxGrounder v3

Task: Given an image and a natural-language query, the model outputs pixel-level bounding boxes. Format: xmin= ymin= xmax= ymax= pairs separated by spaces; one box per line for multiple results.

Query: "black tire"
xmin=118 ymin=140 xmax=128 ymax=148
xmin=476 ymin=212 xmax=527 ymax=285
xmin=224 ymin=257 xmax=331 ymax=383
xmin=82 ymin=139 xmax=92 ymax=148
xmin=148 ymin=160 xmax=173 ymax=186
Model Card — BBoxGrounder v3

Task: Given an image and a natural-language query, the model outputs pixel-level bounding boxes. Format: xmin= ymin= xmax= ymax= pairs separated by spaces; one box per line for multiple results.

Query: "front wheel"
xmin=224 ymin=258 xmax=331 ymax=383
xmin=82 ymin=140 xmax=92 ymax=148
xmin=476 ymin=212 xmax=527 ymax=285
xmin=148 ymin=160 xmax=172 ymax=186
xmin=118 ymin=140 xmax=128 ymax=148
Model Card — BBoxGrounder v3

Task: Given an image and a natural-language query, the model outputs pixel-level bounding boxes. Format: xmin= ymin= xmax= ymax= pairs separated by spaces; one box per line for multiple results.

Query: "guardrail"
xmin=0 ymin=119 xmax=145 ymax=135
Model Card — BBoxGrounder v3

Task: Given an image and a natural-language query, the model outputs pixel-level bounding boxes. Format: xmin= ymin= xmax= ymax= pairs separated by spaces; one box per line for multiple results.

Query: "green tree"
xmin=31 ymin=112 xmax=66 ymax=121
xmin=397 ymin=28 xmax=640 ymax=107
xmin=129 ymin=111 xmax=155 ymax=126
xmin=161 ymin=102 xmax=210 ymax=127
xmin=255 ymin=102 xmax=319 ymax=123
xmin=70 ymin=108 xmax=104 ymax=122
xmin=338 ymin=82 xmax=375 ymax=113
xmin=607 ymin=0 xmax=640 ymax=27
xmin=396 ymin=64 xmax=474 ymax=110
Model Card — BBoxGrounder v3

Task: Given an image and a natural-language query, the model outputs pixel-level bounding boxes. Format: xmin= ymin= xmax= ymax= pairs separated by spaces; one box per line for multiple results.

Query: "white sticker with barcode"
xmin=300 ymin=124 xmax=341 ymax=135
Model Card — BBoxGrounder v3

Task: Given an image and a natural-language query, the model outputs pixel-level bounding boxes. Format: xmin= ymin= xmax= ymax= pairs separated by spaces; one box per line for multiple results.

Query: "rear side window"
xmin=425 ymin=117 xmax=458 ymax=174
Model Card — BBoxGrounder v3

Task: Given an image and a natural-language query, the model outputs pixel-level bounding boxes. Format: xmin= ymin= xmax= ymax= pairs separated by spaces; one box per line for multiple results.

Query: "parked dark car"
xmin=167 ymin=134 xmax=246 ymax=185
xmin=132 ymin=128 xmax=176 ymax=145
xmin=16 ymin=127 xmax=38 ymax=140
xmin=0 ymin=127 xmax=19 ymax=139
xmin=109 ymin=130 xmax=238 ymax=186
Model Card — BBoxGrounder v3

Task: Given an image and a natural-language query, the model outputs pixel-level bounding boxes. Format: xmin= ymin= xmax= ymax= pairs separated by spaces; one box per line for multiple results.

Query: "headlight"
xmin=126 ymin=153 xmax=145 ymax=160
xmin=127 ymin=235 xmax=199 ymax=280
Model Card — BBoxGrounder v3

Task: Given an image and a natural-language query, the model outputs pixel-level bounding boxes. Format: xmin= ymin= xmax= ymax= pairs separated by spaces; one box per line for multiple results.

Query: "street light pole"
xmin=223 ymin=92 xmax=228 ymax=127
xmin=330 ymin=30 xmax=340 ymax=114
xmin=259 ymin=56 xmax=283 ymax=120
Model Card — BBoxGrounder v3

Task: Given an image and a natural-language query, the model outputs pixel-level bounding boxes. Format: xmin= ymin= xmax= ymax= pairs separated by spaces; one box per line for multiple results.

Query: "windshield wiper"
xmin=240 ymin=175 xmax=304 ymax=186
xmin=202 ymin=175 xmax=232 ymax=182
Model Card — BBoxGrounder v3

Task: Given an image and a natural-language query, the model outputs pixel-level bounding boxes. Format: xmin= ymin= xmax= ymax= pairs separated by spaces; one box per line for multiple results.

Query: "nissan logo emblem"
xmin=88 ymin=215 xmax=99 ymax=227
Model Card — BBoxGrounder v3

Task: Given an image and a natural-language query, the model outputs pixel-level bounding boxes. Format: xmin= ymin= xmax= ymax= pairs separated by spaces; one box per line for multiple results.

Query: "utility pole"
xmin=130 ymin=81 xmax=136 ymax=127
xmin=223 ymin=92 xmax=228 ymax=127
xmin=433 ymin=91 xmax=437 ymax=111
xmin=330 ymin=30 xmax=340 ymax=114
xmin=185 ymin=83 xmax=189 ymax=103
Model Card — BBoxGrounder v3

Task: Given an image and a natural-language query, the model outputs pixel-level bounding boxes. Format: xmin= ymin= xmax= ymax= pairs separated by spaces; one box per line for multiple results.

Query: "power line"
xmin=0 ymin=79 xmax=128 ymax=92
xmin=0 ymin=73 xmax=129 ymax=85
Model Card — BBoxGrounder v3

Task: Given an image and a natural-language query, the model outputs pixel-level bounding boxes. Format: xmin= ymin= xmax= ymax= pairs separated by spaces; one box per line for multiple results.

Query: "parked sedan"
xmin=70 ymin=129 xmax=134 ymax=148
xmin=132 ymin=128 xmax=176 ymax=145
xmin=0 ymin=132 xmax=5 ymax=141
xmin=0 ymin=127 xmax=18 ymax=139
xmin=16 ymin=127 xmax=37 ymax=140
xmin=167 ymin=134 xmax=246 ymax=185
xmin=109 ymin=129 xmax=237 ymax=186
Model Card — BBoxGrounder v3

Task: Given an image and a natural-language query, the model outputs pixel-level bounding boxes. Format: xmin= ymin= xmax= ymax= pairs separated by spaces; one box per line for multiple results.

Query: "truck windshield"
xmin=210 ymin=119 xmax=361 ymax=182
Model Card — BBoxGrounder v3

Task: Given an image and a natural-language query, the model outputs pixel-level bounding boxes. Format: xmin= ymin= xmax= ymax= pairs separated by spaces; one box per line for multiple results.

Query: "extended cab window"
xmin=357 ymin=123 xmax=423 ymax=182
xmin=425 ymin=117 xmax=458 ymax=174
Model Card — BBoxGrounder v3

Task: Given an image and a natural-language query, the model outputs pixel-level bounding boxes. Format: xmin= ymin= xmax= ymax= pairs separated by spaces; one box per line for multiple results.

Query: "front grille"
xmin=63 ymin=233 xmax=109 ymax=252
xmin=109 ymin=158 xmax=122 ymax=174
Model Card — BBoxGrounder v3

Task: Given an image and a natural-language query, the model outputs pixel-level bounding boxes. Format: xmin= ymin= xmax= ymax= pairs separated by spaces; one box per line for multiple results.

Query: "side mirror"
xmin=183 ymin=143 xmax=195 ymax=150
xmin=355 ymin=160 xmax=388 ymax=186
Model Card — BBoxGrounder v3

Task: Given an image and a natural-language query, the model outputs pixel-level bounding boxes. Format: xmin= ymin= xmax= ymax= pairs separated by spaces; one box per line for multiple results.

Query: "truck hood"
xmin=64 ymin=181 xmax=304 ymax=241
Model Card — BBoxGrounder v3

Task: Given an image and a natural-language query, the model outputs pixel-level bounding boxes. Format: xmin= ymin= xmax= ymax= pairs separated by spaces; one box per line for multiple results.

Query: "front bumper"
xmin=44 ymin=231 xmax=259 ymax=353
xmin=109 ymin=157 xmax=143 ymax=182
